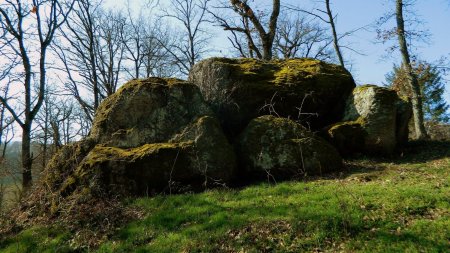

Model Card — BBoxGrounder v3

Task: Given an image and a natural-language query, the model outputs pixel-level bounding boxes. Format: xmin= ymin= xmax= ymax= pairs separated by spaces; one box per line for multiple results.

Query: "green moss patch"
xmin=190 ymin=57 xmax=356 ymax=137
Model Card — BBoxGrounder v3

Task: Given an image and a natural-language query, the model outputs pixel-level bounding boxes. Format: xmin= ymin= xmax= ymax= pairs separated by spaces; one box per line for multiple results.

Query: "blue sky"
xmin=317 ymin=0 xmax=449 ymax=104
xmin=6 ymin=0 xmax=450 ymax=106
xmin=338 ymin=0 xmax=450 ymax=104
xmin=246 ymin=0 xmax=448 ymax=104
xmin=325 ymin=0 xmax=450 ymax=85
xmin=210 ymin=0 xmax=450 ymax=103
xmin=136 ymin=0 xmax=450 ymax=104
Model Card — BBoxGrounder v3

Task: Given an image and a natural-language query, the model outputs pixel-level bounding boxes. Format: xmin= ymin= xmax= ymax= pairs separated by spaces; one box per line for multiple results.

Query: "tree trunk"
xmin=42 ymin=107 xmax=48 ymax=169
xmin=396 ymin=0 xmax=428 ymax=139
xmin=325 ymin=0 xmax=345 ymax=67
xmin=87 ymin=12 xmax=99 ymax=111
xmin=21 ymin=124 xmax=33 ymax=190
xmin=229 ymin=0 xmax=280 ymax=61
xmin=51 ymin=121 xmax=62 ymax=149
xmin=262 ymin=36 xmax=273 ymax=61
xmin=265 ymin=0 xmax=280 ymax=60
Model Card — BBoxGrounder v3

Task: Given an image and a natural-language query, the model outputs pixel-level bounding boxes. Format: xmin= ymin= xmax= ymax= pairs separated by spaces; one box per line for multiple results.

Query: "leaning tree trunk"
xmin=325 ymin=0 xmax=345 ymax=67
xmin=395 ymin=0 xmax=428 ymax=139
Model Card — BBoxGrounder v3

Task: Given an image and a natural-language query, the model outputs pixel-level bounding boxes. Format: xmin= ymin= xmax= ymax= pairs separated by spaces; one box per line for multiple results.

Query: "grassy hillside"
xmin=0 ymin=141 xmax=449 ymax=252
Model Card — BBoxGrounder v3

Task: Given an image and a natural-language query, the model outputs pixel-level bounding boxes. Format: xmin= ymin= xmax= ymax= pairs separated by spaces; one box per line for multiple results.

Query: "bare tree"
xmin=35 ymin=93 xmax=51 ymax=170
xmin=211 ymin=8 xmax=258 ymax=58
xmin=122 ymin=12 xmax=147 ymax=79
xmin=284 ymin=0 xmax=365 ymax=67
xmin=161 ymin=0 xmax=212 ymax=75
xmin=122 ymin=3 xmax=175 ymax=79
xmin=0 ymin=0 xmax=75 ymax=189
xmin=0 ymin=85 xmax=15 ymax=159
xmin=54 ymin=1 xmax=125 ymax=122
xmin=324 ymin=0 xmax=344 ymax=67
xmin=213 ymin=0 xmax=281 ymax=60
xmin=54 ymin=0 xmax=101 ymax=119
xmin=141 ymin=26 xmax=180 ymax=78
xmin=0 ymin=56 xmax=17 ymax=161
xmin=35 ymin=89 xmax=81 ymax=169
xmin=274 ymin=12 xmax=333 ymax=60
xmin=96 ymin=10 xmax=126 ymax=95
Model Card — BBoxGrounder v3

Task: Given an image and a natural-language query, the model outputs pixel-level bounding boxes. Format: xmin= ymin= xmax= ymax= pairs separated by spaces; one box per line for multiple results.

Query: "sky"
xmin=2 ymin=0 xmax=450 ymax=108
xmin=105 ymin=0 xmax=450 ymax=104
xmin=343 ymin=0 xmax=450 ymax=104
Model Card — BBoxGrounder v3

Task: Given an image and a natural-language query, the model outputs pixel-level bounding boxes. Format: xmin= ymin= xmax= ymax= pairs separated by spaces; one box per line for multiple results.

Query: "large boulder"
xmin=90 ymin=78 xmax=213 ymax=148
xmin=189 ymin=58 xmax=356 ymax=138
xmin=324 ymin=85 xmax=412 ymax=156
xmin=237 ymin=115 xmax=343 ymax=180
xmin=58 ymin=116 xmax=235 ymax=197
xmin=42 ymin=78 xmax=236 ymax=207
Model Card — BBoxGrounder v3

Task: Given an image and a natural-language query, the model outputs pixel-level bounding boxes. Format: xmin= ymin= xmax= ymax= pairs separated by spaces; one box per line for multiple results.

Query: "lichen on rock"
xmin=90 ymin=77 xmax=214 ymax=148
xmin=325 ymin=84 xmax=412 ymax=156
xmin=237 ymin=115 xmax=343 ymax=180
xmin=37 ymin=78 xmax=236 ymax=213
xmin=189 ymin=57 xmax=356 ymax=138
xmin=322 ymin=120 xmax=366 ymax=157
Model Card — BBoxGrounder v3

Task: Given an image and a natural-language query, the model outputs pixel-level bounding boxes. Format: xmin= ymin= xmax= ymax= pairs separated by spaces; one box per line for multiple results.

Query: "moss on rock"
xmin=75 ymin=142 xmax=195 ymax=196
xmin=32 ymin=78 xmax=237 ymax=216
xmin=322 ymin=120 xmax=367 ymax=157
xmin=43 ymin=138 xmax=97 ymax=193
xmin=90 ymin=77 xmax=213 ymax=148
xmin=237 ymin=115 xmax=343 ymax=180
xmin=189 ymin=57 xmax=356 ymax=138
xmin=339 ymin=84 xmax=412 ymax=155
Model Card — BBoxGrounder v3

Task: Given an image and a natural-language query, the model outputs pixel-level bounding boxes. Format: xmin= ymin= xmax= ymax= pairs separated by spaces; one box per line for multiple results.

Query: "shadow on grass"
xmin=100 ymin=176 xmax=449 ymax=253
xmin=340 ymin=140 xmax=450 ymax=176
xmin=1 ymin=140 xmax=449 ymax=252
xmin=395 ymin=140 xmax=450 ymax=163
xmin=355 ymin=230 xmax=450 ymax=252
xmin=106 ymin=191 xmax=370 ymax=252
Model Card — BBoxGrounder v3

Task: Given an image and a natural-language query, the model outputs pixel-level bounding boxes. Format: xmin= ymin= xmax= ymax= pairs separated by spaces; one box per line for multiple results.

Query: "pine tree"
xmin=386 ymin=61 xmax=450 ymax=123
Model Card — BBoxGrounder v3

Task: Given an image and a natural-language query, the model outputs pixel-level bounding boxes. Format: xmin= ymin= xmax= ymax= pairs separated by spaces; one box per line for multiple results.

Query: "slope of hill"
xmin=0 ymin=141 xmax=449 ymax=252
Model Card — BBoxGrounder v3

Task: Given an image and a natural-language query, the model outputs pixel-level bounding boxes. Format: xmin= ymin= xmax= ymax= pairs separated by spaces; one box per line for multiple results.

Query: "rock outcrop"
xmin=34 ymin=59 xmax=413 ymax=218
xmin=189 ymin=58 xmax=356 ymax=138
xmin=43 ymin=78 xmax=236 ymax=205
xmin=237 ymin=115 xmax=343 ymax=179
xmin=324 ymin=85 xmax=412 ymax=156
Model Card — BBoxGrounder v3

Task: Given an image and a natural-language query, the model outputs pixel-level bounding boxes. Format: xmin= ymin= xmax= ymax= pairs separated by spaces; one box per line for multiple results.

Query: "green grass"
xmin=0 ymin=227 xmax=72 ymax=253
xmin=0 ymin=178 xmax=21 ymax=212
xmin=0 ymin=141 xmax=449 ymax=252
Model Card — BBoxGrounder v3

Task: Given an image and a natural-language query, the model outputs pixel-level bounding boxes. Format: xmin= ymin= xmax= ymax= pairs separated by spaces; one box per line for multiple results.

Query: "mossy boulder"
xmin=237 ymin=115 xmax=343 ymax=180
xmin=54 ymin=116 xmax=236 ymax=198
xmin=90 ymin=77 xmax=213 ymax=148
xmin=327 ymin=85 xmax=412 ymax=155
xmin=322 ymin=120 xmax=367 ymax=157
xmin=43 ymin=138 xmax=97 ymax=195
xmin=38 ymin=79 xmax=236 ymax=211
xmin=189 ymin=57 xmax=356 ymax=138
